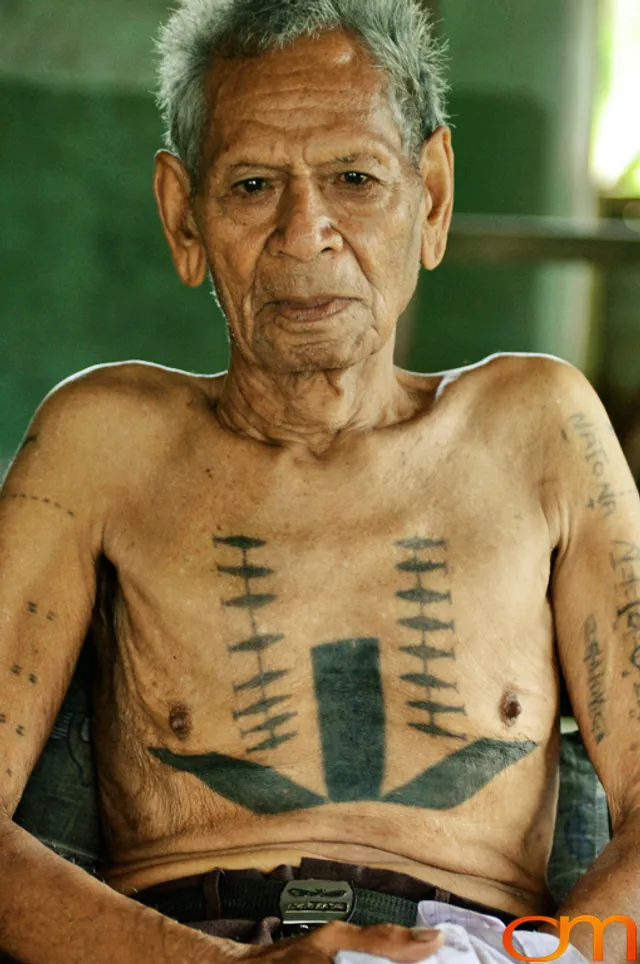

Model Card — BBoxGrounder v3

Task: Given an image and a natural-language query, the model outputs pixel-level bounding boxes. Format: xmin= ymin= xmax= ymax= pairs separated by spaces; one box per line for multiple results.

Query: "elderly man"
xmin=1 ymin=1 xmax=639 ymax=963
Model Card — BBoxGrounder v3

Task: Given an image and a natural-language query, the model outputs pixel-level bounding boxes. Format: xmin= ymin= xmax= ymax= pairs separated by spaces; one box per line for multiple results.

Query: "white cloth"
xmin=334 ymin=900 xmax=589 ymax=964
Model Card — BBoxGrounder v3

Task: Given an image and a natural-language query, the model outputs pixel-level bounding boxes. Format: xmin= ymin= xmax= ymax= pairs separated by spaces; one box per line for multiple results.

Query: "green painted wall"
xmin=0 ymin=80 xmax=229 ymax=459
xmin=0 ymin=0 xmax=599 ymax=463
xmin=409 ymin=0 xmax=598 ymax=374
xmin=409 ymin=90 xmax=548 ymax=371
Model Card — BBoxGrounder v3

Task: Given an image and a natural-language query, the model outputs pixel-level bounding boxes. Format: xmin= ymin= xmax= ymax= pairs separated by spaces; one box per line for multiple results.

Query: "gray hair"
xmin=155 ymin=0 xmax=451 ymax=193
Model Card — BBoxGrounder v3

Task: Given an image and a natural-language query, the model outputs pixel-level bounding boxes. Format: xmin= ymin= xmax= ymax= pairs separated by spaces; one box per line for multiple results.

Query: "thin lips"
xmin=271 ymin=295 xmax=353 ymax=307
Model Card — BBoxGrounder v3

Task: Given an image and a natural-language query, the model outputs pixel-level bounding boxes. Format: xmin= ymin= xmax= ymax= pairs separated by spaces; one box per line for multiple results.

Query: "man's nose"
xmin=268 ymin=179 xmax=343 ymax=261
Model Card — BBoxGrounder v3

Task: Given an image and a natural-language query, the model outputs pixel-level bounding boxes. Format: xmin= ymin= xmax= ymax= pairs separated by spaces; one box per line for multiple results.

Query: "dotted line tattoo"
xmin=0 ymin=492 xmax=75 ymax=518
xmin=9 ymin=665 xmax=38 ymax=684
xmin=2 ymin=660 xmax=39 ymax=738
xmin=0 ymin=712 xmax=27 ymax=737
xmin=27 ymin=601 xmax=56 ymax=621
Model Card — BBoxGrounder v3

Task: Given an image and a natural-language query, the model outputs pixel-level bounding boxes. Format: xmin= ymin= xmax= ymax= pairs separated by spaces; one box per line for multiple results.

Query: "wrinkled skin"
xmin=154 ymin=27 xmax=453 ymax=457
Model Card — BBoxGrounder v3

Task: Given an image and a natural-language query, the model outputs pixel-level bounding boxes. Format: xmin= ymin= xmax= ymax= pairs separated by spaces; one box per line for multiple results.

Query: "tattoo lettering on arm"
xmin=395 ymin=537 xmax=467 ymax=742
xmin=610 ymin=540 xmax=640 ymax=718
xmin=215 ymin=535 xmax=297 ymax=754
xmin=583 ymin=615 xmax=607 ymax=743
xmin=568 ymin=413 xmax=634 ymax=518
xmin=0 ymin=492 xmax=76 ymax=518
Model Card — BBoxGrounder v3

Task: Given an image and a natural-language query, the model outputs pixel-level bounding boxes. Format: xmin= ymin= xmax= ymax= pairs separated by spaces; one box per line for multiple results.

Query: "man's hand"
xmin=220 ymin=922 xmax=444 ymax=964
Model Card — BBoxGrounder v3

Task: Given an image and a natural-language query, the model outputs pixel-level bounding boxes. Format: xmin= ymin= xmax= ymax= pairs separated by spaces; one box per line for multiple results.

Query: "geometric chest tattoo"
xmin=149 ymin=534 xmax=538 ymax=814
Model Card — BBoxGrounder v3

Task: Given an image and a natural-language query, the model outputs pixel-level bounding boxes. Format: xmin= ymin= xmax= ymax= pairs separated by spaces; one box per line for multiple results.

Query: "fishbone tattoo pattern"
xmin=396 ymin=537 xmax=467 ymax=741
xmin=150 ymin=535 xmax=537 ymax=813
xmin=216 ymin=535 xmax=297 ymax=753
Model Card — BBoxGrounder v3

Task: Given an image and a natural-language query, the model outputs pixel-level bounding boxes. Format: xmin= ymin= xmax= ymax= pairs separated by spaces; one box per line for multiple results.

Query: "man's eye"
xmin=234 ymin=178 xmax=269 ymax=194
xmin=340 ymin=171 xmax=373 ymax=187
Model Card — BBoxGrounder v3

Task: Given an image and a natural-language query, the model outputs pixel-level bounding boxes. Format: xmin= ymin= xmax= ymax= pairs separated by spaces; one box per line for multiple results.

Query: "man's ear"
xmin=419 ymin=126 xmax=455 ymax=272
xmin=153 ymin=150 xmax=207 ymax=288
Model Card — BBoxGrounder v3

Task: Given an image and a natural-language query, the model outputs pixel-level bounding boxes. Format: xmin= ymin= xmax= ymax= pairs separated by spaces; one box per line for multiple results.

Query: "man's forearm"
xmin=541 ymin=814 xmax=640 ymax=964
xmin=0 ymin=816 xmax=228 ymax=964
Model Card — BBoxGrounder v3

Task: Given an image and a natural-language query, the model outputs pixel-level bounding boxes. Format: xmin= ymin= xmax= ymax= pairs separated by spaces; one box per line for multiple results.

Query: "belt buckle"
xmin=279 ymin=878 xmax=354 ymax=933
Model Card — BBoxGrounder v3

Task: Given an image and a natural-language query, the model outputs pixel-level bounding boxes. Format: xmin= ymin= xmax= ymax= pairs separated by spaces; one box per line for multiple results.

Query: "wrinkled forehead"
xmin=202 ymin=28 xmax=404 ymax=167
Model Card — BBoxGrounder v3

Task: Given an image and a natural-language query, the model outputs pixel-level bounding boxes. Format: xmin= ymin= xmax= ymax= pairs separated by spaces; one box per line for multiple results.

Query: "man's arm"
xmin=0 ymin=368 xmax=443 ymax=964
xmin=0 ymin=371 xmax=239 ymax=964
xmin=542 ymin=360 xmax=640 ymax=963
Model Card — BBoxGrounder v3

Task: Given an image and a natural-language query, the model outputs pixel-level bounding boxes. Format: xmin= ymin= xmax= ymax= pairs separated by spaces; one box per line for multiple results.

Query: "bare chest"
xmin=94 ymin=423 xmax=557 ymax=805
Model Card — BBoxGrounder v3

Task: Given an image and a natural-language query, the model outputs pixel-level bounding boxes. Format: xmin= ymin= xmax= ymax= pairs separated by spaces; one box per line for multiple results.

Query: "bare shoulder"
xmin=2 ymin=361 xmax=219 ymax=514
xmin=469 ymin=351 xmax=608 ymax=434
xmin=25 ymin=361 xmax=214 ymax=463
xmin=430 ymin=350 xmax=597 ymax=433
xmin=41 ymin=359 xmax=211 ymax=417
xmin=425 ymin=352 xmax=604 ymax=493
xmin=434 ymin=350 xmax=580 ymax=404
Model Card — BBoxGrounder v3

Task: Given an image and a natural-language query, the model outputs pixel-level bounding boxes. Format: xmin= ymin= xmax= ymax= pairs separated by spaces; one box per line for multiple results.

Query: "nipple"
xmin=500 ymin=690 xmax=522 ymax=726
xmin=169 ymin=703 xmax=192 ymax=741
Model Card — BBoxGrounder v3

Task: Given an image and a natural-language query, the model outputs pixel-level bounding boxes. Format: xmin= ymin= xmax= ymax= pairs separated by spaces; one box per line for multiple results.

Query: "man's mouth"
xmin=271 ymin=297 xmax=354 ymax=322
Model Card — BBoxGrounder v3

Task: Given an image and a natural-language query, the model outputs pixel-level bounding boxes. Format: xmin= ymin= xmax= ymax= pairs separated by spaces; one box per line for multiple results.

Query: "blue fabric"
xmin=547 ymin=729 xmax=610 ymax=904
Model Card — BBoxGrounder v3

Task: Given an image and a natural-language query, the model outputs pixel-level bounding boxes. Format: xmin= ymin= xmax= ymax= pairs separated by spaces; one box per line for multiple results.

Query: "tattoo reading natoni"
xmin=568 ymin=413 xmax=630 ymax=518
xmin=583 ymin=615 xmax=607 ymax=742
xmin=150 ymin=534 xmax=537 ymax=814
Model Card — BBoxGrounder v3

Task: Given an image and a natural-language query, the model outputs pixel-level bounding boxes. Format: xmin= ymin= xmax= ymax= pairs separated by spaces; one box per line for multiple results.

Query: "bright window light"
xmin=591 ymin=0 xmax=640 ymax=195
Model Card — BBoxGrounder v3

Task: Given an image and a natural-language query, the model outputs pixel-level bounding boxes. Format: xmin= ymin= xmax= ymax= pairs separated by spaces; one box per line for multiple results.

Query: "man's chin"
xmin=254 ymin=338 xmax=372 ymax=375
xmin=263 ymin=355 xmax=361 ymax=376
